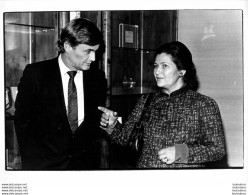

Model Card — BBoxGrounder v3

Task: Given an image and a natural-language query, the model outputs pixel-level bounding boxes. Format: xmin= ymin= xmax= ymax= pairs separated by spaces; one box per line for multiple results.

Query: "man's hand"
xmin=98 ymin=106 xmax=118 ymax=129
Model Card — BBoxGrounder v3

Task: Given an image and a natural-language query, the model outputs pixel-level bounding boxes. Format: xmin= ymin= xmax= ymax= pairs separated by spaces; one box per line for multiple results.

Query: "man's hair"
xmin=57 ymin=18 xmax=103 ymax=53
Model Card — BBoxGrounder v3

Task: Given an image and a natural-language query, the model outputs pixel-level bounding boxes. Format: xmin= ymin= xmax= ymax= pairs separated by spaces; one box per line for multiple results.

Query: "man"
xmin=14 ymin=18 xmax=107 ymax=170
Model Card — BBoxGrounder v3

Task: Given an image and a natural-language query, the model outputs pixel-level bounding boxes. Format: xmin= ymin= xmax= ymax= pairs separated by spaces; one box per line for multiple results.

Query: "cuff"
xmin=175 ymin=144 xmax=189 ymax=164
xmin=106 ymin=120 xmax=120 ymax=134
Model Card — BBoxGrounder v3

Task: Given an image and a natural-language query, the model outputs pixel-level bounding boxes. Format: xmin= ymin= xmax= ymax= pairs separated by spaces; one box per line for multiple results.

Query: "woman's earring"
xmin=179 ymin=72 xmax=184 ymax=77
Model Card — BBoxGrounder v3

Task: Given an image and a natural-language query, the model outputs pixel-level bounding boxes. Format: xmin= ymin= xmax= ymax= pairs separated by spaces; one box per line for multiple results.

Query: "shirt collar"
xmin=58 ymin=54 xmax=71 ymax=76
xmin=158 ymin=84 xmax=189 ymax=98
xmin=58 ymin=54 xmax=81 ymax=76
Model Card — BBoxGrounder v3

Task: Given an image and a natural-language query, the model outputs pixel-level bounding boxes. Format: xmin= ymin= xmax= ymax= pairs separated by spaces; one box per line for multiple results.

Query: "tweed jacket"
xmin=110 ymin=86 xmax=226 ymax=168
xmin=14 ymin=57 xmax=107 ymax=170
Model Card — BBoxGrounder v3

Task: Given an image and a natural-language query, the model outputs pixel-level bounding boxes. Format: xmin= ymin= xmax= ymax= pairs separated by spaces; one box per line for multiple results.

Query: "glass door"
xmin=4 ymin=12 xmax=63 ymax=169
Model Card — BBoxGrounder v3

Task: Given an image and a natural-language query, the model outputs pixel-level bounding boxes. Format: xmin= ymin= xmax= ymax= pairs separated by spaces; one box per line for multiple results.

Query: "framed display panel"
xmin=111 ymin=10 xmax=177 ymax=96
xmin=119 ymin=23 xmax=139 ymax=49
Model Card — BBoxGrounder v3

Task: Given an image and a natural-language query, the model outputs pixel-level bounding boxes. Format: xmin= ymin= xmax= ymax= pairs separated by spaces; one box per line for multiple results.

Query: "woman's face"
xmin=154 ymin=53 xmax=185 ymax=94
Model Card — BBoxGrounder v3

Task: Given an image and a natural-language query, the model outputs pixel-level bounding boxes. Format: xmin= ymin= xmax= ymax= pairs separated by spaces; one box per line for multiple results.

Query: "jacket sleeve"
xmin=109 ymin=94 xmax=148 ymax=146
xmin=14 ymin=64 xmax=37 ymax=155
xmin=186 ymin=98 xmax=226 ymax=164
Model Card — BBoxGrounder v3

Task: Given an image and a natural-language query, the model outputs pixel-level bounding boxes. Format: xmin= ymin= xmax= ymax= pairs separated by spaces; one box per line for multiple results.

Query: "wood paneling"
xmin=142 ymin=10 xmax=177 ymax=50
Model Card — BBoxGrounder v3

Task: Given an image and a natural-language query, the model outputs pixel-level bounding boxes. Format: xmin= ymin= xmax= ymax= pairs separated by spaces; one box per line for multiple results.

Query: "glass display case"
xmin=110 ymin=10 xmax=177 ymax=96
xmin=111 ymin=48 xmax=157 ymax=95
xmin=109 ymin=11 xmax=177 ymax=168
xmin=5 ymin=12 xmax=59 ymax=87
xmin=4 ymin=12 xmax=63 ymax=169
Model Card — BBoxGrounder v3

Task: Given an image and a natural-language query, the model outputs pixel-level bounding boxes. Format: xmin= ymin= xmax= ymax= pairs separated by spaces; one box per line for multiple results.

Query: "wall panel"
xmin=178 ymin=10 xmax=243 ymax=167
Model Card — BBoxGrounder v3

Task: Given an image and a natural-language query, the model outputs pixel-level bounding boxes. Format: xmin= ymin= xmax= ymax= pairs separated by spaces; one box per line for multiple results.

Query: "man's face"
xmin=64 ymin=43 xmax=99 ymax=71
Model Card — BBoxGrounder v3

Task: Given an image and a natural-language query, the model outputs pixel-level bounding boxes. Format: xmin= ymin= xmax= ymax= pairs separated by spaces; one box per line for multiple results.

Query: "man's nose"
xmin=89 ymin=51 xmax=96 ymax=62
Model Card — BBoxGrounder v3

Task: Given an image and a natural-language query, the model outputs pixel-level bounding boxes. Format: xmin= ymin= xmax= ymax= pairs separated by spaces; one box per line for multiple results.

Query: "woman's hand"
xmin=98 ymin=106 xmax=118 ymax=129
xmin=158 ymin=146 xmax=176 ymax=164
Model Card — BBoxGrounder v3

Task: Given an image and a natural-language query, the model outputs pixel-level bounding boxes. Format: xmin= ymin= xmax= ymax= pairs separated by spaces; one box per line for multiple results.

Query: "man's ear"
xmin=64 ymin=42 xmax=71 ymax=53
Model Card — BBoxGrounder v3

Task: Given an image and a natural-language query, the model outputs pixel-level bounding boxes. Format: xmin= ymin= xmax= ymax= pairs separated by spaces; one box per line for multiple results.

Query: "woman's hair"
xmin=155 ymin=41 xmax=199 ymax=91
xmin=57 ymin=18 xmax=103 ymax=53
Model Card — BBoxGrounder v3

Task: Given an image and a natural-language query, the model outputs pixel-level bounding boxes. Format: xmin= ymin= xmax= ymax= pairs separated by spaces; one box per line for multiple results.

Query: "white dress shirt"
xmin=58 ymin=55 xmax=84 ymax=126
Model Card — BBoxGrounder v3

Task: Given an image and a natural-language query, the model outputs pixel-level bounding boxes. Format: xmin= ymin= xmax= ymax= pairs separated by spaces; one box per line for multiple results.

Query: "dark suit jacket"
xmin=14 ymin=57 xmax=107 ymax=170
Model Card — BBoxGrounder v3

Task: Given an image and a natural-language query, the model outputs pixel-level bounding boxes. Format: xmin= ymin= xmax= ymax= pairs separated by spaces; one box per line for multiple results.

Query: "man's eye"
xmin=82 ymin=50 xmax=90 ymax=54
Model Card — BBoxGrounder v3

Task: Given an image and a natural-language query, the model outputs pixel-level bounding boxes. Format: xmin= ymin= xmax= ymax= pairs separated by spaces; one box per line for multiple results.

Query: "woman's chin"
xmin=156 ymin=82 xmax=165 ymax=88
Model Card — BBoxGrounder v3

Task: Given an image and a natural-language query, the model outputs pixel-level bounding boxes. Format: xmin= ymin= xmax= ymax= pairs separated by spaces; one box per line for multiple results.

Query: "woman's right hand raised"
xmin=98 ymin=106 xmax=118 ymax=129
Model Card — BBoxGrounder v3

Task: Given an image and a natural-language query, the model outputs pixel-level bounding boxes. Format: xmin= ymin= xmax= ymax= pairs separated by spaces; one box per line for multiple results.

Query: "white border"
xmin=0 ymin=0 xmax=247 ymax=195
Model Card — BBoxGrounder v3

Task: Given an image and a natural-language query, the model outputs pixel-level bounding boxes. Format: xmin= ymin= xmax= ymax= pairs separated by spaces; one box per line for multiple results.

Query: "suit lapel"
xmin=48 ymin=57 xmax=68 ymax=118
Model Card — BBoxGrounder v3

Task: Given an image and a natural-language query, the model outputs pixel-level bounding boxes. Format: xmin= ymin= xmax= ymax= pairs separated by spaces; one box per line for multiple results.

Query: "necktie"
xmin=67 ymin=71 xmax=78 ymax=133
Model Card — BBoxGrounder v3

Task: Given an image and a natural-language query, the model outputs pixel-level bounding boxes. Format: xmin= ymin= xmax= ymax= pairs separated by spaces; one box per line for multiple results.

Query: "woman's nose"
xmin=155 ymin=66 xmax=162 ymax=75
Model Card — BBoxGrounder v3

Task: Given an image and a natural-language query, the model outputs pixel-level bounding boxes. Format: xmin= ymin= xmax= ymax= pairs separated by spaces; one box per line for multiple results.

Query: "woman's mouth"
xmin=156 ymin=77 xmax=164 ymax=81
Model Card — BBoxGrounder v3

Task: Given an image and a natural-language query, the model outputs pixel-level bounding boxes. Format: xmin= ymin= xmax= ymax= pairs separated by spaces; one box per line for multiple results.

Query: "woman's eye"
xmin=153 ymin=64 xmax=168 ymax=69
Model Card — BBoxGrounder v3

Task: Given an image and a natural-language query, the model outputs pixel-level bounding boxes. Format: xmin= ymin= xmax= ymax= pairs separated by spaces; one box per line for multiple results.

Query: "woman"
xmin=98 ymin=41 xmax=226 ymax=168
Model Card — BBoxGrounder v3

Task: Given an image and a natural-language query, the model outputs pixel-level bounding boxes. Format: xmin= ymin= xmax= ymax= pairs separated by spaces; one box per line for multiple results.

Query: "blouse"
xmin=109 ymin=86 xmax=226 ymax=168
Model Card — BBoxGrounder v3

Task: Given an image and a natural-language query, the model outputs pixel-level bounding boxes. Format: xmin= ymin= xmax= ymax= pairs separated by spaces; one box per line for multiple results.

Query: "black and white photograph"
xmin=1 ymin=0 xmax=247 ymax=194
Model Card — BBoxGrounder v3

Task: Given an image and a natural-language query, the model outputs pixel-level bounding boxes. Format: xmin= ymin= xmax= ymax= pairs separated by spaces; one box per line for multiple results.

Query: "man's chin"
xmin=81 ymin=65 xmax=91 ymax=71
